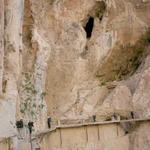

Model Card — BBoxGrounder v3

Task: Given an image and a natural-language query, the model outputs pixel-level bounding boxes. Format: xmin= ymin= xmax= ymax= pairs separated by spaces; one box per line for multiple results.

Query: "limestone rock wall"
xmin=29 ymin=0 xmax=150 ymax=120
xmin=0 ymin=0 xmax=150 ymax=149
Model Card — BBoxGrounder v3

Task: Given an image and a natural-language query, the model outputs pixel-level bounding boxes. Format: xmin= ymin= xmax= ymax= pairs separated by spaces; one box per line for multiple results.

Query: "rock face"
xmin=133 ymin=63 xmax=150 ymax=118
xmin=95 ymin=85 xmax=133 ymax=120
xmin=0 ymin=0 xmax=150 ymax=149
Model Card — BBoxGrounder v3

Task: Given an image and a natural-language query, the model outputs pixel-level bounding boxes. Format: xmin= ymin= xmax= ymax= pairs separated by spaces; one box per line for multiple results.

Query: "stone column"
xmin=0 ymin=0 xmax=24 ymax=141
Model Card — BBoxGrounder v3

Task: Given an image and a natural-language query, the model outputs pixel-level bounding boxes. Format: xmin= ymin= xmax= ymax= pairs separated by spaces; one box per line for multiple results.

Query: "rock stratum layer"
xmin=0 ymin=0 xmax=150 ymax=149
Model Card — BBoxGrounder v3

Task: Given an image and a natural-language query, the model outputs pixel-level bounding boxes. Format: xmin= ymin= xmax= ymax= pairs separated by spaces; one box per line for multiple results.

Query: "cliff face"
xmin=0 ymin=0 xmax=150 ymax=149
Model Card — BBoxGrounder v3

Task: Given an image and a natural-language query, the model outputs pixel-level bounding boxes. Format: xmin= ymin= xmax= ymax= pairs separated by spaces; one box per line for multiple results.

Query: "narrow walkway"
xmin=33 ymin=117 xmax=150 ymax=139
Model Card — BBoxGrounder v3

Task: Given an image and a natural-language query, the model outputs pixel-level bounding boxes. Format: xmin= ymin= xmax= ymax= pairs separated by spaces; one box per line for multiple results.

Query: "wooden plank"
xmin=59 ymin=129 xmax=62 ymax=147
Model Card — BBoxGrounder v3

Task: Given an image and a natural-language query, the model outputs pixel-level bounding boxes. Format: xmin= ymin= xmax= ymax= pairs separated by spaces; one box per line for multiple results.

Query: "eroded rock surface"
xmin=0 ymin=0 xmax=150 ymax=149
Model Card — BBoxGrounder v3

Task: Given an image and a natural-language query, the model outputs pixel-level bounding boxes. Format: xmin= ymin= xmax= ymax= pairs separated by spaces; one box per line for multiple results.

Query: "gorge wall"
xmin=0 ymin=0 xmax=150 ymax=149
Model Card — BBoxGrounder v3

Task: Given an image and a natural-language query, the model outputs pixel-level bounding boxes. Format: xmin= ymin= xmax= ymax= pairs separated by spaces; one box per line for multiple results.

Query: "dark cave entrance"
xmin=84 ymin=17 xmax=94 ymax=38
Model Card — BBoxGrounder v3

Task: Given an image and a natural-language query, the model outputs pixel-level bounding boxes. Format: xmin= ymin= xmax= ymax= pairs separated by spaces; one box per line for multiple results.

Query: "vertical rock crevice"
xmin=84 ymin=17 xmax=94 ymax=39
xmin=22 ymin=0 xmax=35 ymax=72
xmin=83 ymin=1 xmax=106 ymax=39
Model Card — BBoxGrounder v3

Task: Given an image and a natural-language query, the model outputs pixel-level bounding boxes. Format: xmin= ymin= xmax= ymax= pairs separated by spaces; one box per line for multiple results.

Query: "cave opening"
xmin=84 ymin=17 xmax=94 ymax=38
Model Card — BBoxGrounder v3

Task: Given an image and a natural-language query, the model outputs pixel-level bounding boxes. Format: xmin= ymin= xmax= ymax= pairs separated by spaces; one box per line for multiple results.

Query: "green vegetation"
xmin=95 ymin=1 xmax=106 ymax=19
xmin=97 ymin=28 xmax=150 ymax=85
xmin=20 ymin=72 xmax=46 ymax=120
xmin=49 ymin=0 xmax=55 ymax=5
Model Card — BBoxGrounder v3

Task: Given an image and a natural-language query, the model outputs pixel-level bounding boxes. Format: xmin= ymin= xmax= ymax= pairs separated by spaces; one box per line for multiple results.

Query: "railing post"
xmin=85 ymin=126 xmax=88 ymax=142
xmin=59 ymin=129 xmax=62 ymax=147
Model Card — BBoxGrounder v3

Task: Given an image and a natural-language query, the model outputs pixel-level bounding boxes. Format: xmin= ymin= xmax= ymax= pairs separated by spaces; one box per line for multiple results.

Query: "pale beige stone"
xmin=133 ymin=67 xmax=150 ymax=118
xmin=0 ymin=0 xmax=150 ymax=149
xmin=96 ymin=85 xmax=133 ymax=119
